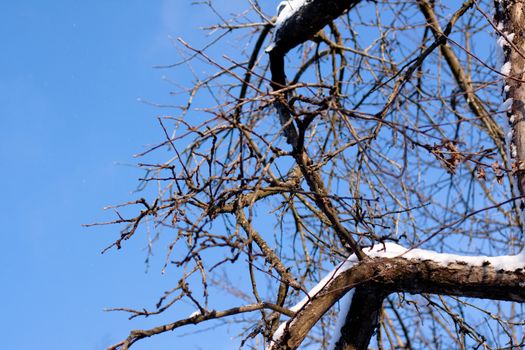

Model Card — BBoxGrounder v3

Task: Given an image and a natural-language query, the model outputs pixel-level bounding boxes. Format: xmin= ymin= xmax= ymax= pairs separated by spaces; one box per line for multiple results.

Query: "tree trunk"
xmin=334 ymin=286 xmax=387 ymax=350
xmin=496 ymin=0 xmax=525 ymax=210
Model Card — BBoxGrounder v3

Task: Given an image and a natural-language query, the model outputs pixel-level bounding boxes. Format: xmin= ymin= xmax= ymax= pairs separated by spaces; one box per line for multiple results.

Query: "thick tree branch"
xmin=292 ymin=150 xmax=366 ymax=259
xmin=236 ymin=210 xmax=302 ymax=290
xmin=269 ymin=0 xmax=361 ymax=56
xmin=266 ymin=0 xmax=361 ymax=147
xmin=269 ymin=256 xmax=525 ymax=350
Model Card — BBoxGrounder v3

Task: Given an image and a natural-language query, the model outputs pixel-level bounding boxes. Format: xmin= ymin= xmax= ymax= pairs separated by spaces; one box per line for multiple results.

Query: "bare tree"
xmin=95 ymin=1 xmax=525 ymax=349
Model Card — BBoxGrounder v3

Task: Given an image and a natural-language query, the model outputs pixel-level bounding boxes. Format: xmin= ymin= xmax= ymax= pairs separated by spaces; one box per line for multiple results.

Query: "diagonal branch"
xmin=266 ymin=0 xmax=365 ymax=259
xmin=236 ymin=209 xmax=302 ymax=290
xmin=108 ymin=302 xmax=294 ymax=350
xmin=417 ymin=0 xmax=506 ymax=164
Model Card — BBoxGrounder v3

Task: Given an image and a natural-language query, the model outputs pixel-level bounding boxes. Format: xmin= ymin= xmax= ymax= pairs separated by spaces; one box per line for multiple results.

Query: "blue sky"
xmin=0 ymin=1 xmax=251 ymax=349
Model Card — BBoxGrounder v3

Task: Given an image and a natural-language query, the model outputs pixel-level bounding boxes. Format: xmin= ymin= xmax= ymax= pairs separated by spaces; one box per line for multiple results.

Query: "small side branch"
xmin=108 ymin=302 xmax=294 ymax=350
xmin=236 ymin=209 xmax=302 ymax=290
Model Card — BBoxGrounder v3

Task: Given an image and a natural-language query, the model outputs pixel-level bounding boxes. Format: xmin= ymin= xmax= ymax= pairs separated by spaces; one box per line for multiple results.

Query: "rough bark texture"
xmin=269 ymin=257 xmax=525 ymax=350
xmin=497 ymin=0 xmax=525 ymax=207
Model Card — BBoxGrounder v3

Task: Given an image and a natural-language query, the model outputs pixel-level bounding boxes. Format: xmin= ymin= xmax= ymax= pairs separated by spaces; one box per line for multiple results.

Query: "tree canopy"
xmin=99 ymin=1 xmax=525 ymax=349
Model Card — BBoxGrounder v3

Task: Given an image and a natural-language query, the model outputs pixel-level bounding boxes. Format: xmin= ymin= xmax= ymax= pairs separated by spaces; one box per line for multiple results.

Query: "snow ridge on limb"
xmin=268 ymin=243 xmax=525 ymax=350
xmin=275 ymin=0 xmax=309 ymax=27
xmin=327 ymin=289 xmax=354 ymax=350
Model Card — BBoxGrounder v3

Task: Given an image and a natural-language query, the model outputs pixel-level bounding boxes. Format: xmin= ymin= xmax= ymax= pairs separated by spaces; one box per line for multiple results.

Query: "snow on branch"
xmin=268 ymin=243 xmax=525 ymax=350
xmin=266 ymin=0 xmax=360 ymax=55
xmin=275 ymin=0 xmax=309 ymax=28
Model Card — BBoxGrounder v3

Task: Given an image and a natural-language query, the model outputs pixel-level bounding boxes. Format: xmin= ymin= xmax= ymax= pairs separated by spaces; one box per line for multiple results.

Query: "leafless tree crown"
xmin=95 ymin=1 xmax=525 ymax=349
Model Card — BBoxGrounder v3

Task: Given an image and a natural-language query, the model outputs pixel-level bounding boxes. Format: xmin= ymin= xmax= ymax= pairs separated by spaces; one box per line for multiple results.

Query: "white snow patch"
xmin=266 ymin=0 xmax=310 ymax=52
xmin=510 ymin=114 xmax=516 ymax=123
xmin=270 ymin=321 xmax=286 ymax=348
xmin=274 ymin=0 xmax=309 ymax=27
xmin=501 ymin=61 xmax=512 ymax=76
xmin=504 ymin=85 xmax=510 ymax=93
xmin=502 ymin=97 xmax=513 ymax=111
xmin=364 ymin=242 xmax=525 ymax=273
xmin=497 ymin=34 xmax=506 ymax=48
xmin=188 ymin=310 xmax=201 ymax=318
xmin=328 ymin=289 xmax=355 ymax=350
xmin=497 ymin=32 xmax=515 ymax=48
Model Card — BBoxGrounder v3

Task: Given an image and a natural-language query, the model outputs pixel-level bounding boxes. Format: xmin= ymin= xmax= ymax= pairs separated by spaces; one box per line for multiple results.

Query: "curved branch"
xmin=266 ymin=0 xmax=365 ymax=259
xmin=269 ymin=0 xmax=361 ymax=57
xmin=270 ymin=256 xmax=525 ymax=350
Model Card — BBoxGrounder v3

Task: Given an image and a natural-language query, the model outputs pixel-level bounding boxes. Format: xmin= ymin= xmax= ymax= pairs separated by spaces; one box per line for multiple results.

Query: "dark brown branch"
xmin=236 ymin=210 xmax=302 ymax=290
xmin=269 ymin=0 xmax=361 ymax=57
xmin=266 ymin=0 xmax=361 ymax=147
xmin=292 ymin=150 xmax=366 ymax=260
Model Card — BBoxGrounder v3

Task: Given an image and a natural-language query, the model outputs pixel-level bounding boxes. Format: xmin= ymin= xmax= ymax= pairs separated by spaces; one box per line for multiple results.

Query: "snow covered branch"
xmin=269 ymin=243 xmax=525 ymax=350
xmin=267 ymin=0 xmax=361 ymax=55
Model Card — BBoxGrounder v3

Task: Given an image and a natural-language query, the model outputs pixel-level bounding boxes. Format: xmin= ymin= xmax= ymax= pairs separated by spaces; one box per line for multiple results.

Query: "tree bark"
xmin=496 ymin=1 xmax=525 ymax=207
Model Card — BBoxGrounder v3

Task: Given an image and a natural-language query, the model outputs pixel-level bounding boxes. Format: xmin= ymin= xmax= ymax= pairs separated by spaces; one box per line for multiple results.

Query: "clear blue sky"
xmin=0 ymin=1 xmax=251 ymax=349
